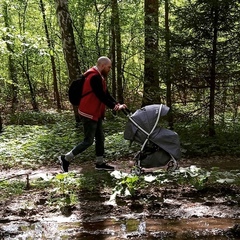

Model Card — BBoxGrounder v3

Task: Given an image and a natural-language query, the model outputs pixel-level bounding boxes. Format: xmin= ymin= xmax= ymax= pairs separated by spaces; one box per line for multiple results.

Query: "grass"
xmin=1 ymin=108 xmax=240 ymax=169
xmin=0 ymin=110 xmax=131 ymax=169
xmin=1 ymin=109 xmax=239 ymax=169
xmin=0 ymin=109 xmax=239 ymax=204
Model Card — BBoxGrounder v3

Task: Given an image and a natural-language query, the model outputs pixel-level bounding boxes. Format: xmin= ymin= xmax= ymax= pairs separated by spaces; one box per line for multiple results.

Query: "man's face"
xmin=101 ymin=62 xmax=112 ymax=77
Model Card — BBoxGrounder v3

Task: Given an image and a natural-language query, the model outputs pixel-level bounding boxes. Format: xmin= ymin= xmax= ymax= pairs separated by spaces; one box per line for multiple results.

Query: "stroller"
xmin=123 ymin=104 xmax=181 ymax=175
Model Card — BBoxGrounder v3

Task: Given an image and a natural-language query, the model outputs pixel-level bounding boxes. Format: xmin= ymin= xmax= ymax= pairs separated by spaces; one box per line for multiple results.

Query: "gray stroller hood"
xmin=126 ymin=104 xmax=170 ymax=133
xmin=124 ymin=104 xmax=181 ymax=166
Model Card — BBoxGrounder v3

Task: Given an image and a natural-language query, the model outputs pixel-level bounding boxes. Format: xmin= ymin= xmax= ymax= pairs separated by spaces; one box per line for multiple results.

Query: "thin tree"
xmin=20 ymin=0 xmax=39 ymax=111
xmin=40 ymin=0 xmax=61 ymax=110
xmin=2 ymin=2 xmax=18 ymax=112
xmin=93 ymin=1 xmax=109 ymax=57
xmin=110 ymin=1 xmax=117 ymax=100
xmin=142 ymin=0 xmax=160 ymax=107
xmin=112 ymin=0 xmax=124 ymax=103
xmin=208 ymin=2 xmax=218 ymax=136
xmin=0 ymin=112 xmax=2 ymax=132
xmin=164 ymin=0 xmax=173 ymax=129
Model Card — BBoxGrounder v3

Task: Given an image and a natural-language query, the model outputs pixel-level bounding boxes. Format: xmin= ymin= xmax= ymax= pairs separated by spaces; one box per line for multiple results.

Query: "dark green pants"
xmin=72 ymin=117 xmax=104 ymax=157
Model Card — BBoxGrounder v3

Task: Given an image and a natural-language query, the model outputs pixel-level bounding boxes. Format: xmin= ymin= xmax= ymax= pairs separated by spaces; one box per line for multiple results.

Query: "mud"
xmin=0 ymin=157 xmax=240 ymax=239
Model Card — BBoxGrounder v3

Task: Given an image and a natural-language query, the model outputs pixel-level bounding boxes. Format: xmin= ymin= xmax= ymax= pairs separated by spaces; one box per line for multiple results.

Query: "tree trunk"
xmin=209 ymin=6 xmax=218 ymax=137
xmin=94 ymin=1 xmax=109 ymax=57
xmin=110 ymin=1 xmax=117 ymax=100
xmin=55 ymin=0 xmax=81 ymax=123
xmin=112 ymin=0 xmax=124 ymax=103
xmin=18 ymin=0 xmax=39 ymax=111
xmin=55 ymin=0 xmax=81 ymax=81
xmin=20 ymin=61 xmax=39 ymax=111
xmin=164 ymin=0 xmax=173 ymax=129
xmin=0 ymin=112 xmax=2 ymax=132
xmin=3 ymin=2 xmax=18 ymax=112
xmin=40 ymin=0 xmax=61 ymax=110
xmin=142 ymin=0 xmax=160 ymax=107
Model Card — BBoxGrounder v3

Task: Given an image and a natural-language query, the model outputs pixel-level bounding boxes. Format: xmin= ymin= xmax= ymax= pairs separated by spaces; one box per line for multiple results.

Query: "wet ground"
xmin=0 ymin=156 xmax=240 ymax=239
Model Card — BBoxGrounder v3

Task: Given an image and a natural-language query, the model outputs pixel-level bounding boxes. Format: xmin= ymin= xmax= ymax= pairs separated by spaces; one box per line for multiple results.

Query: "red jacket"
xmin=78 ymin=67 xmax=116 ymax=121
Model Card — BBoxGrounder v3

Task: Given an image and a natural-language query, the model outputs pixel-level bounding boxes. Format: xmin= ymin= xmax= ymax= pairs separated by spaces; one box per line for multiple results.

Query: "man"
xmin=58 ymin=56 xmax=127 ymax=172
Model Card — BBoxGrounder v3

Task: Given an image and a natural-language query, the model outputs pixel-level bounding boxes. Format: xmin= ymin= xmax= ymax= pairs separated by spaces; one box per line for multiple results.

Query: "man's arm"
xmin=90 ymin=75 xmax=116 ymax=109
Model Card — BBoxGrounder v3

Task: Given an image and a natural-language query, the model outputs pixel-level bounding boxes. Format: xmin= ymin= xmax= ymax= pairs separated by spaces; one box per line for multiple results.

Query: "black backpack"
xmin=68 ymin=73 xmax=93 ymax=106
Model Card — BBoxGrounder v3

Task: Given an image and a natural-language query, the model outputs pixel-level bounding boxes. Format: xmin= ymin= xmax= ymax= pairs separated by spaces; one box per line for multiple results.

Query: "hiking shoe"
xmin=58 ymin=155 xmax=70 ymax=172
xmin=95 ymin=162 xmax=114 ymax=171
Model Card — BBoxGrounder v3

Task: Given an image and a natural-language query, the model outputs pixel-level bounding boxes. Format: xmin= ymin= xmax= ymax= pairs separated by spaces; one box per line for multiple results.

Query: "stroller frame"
xmin=126 ymin=104 xmax=178 ymax=175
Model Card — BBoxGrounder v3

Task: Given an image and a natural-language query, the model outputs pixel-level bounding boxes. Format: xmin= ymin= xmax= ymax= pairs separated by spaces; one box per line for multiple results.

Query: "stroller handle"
xmin=122 ymin=108 xmax=131 ymax=116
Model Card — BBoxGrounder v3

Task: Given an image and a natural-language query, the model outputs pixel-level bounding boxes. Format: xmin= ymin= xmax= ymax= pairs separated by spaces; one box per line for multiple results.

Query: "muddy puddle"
xmin=0 ymin=156 xmax=240 ymax=239
xmin=1 ymin=216 xmax=239 ymax=239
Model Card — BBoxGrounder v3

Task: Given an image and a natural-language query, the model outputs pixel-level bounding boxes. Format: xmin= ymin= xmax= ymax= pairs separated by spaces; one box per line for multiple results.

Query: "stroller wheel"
xmin=167 ymin=158 xmax=178 ymax=172
xmin=131 ymin=166 xmax=142 ymax=175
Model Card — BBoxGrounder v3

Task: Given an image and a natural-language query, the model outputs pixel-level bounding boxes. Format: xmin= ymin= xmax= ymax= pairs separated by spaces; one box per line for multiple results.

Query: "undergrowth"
xmin=1 ymin=165 xmax=239 ymax=206
xmin=0 ymin=110 xmax=239 ymax=206
xmin=1 ymin=109 xmax=239 ymax=170
xmin=0 ymin=110 xmax=130 ymax=169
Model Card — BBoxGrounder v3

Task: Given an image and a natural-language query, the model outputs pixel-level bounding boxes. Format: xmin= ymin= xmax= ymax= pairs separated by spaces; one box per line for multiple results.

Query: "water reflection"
xmin=1 ymin=217 xmax=239 ymax=239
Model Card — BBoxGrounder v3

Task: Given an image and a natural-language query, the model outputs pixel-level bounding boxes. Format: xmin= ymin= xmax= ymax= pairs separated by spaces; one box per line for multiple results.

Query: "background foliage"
xmin=0 ymin=0 xmax=239 ymax=154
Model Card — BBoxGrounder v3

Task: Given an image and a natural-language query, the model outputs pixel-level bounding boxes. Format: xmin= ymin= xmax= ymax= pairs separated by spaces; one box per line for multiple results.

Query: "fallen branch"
xmin=0 ymin=172 xmax=32 ymax=189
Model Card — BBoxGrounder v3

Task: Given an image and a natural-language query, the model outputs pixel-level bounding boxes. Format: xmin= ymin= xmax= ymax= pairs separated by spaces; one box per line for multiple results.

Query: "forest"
xmin=0 ymin=0 xmax=240 ymax=238
xmin=0 ymin=0 xmax=239 ymax=134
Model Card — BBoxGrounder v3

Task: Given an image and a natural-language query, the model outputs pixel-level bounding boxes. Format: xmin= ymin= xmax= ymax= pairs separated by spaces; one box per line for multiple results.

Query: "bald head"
xmin=97 ymin=56 xmax=111 ymax=65
xmin=96 ymin=56 xmax=112 ymax=77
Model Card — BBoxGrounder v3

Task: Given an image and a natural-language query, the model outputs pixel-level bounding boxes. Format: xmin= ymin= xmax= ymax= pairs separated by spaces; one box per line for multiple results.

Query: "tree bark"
xmin=40 ymin=0 xmax=61 ymax=110
xmin=142 ymin=0 xmax=160 ymax=107
xmin=55 ymin=0 xmax=81 ymax=81
xmin=110 ymin=2 xmax=117 ymax=100
xmin=112 ymin=0 xmax=124 ymax=103
xmin=164 ymin=0 xmax=173 ymax=129
xmin=55 ymin=0 xmax=81 ymax=122
xmin=3 ymin=2 xmax=18 ymax=112
xmin=208 ymin=5 xmax=218 ymax=137
xmin=0 ymin=112 xmax=2 ymax=132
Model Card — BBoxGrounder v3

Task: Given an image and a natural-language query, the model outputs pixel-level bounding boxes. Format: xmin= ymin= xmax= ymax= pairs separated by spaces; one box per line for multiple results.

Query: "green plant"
xmin=210 ymin=167 xmax=240 ymax=185
xmin=109 ymin=171 xmax=146 ymax=204
xmin=110 ymin=165 xmax=238 ymax=203
xmin=0 ymin=180 xmax=25 ymax=201
xmin=178 ymin=166 xmax=210 ymax=190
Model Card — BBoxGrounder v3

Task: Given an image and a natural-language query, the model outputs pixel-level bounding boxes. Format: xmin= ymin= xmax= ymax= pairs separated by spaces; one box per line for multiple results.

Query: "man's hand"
xmin=114 ymin=103 xmax=127 ymax=111
xmin=117 ymin=104 xmax=127 ymax=110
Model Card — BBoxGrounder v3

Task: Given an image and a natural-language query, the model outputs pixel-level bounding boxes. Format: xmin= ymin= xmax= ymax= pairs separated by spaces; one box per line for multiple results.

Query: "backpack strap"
xmin=81 ymin=71 xmax=99 ymax=98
